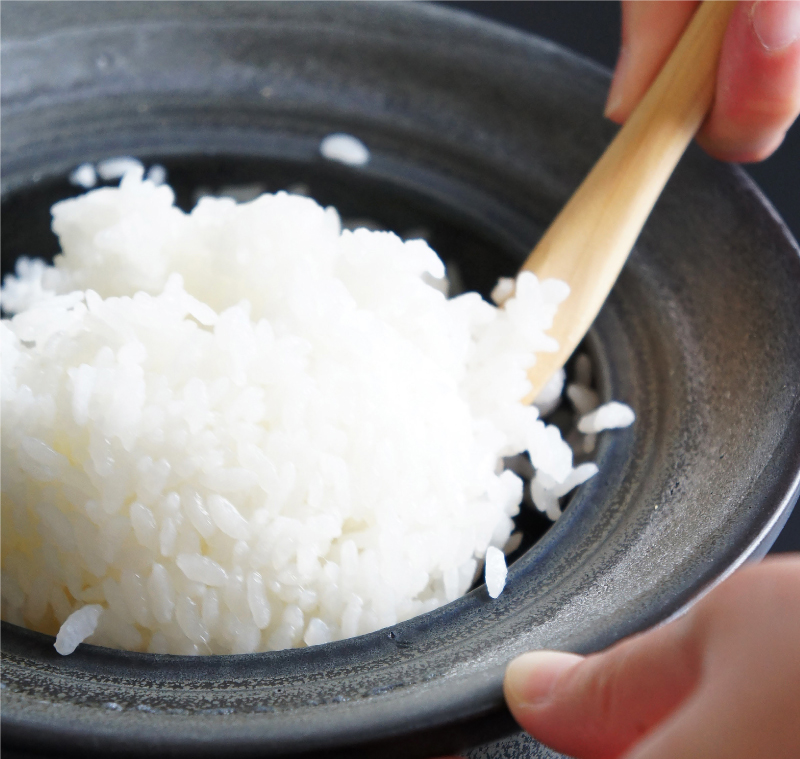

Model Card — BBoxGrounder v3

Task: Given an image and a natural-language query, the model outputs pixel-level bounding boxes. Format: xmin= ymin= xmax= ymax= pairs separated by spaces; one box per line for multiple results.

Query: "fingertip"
xmin=604 ymin=1 xmax=699 ymax=123
xmin=751 ymin=0 xmax=800 ymax=52
xmin=503 ymin=650 xmax=583 ymax=712
xmin=701 ymin=0 xmax=800 ymax=162
xmin=695 ymin=128 xmax=787 ymax=163
xmin=604 ymin=47 xmax=630 ymax=122
xmin=502 ymin=621 xmax=704 ymax=759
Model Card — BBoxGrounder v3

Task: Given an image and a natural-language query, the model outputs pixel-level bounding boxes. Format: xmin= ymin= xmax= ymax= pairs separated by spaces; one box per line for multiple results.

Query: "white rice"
xmin=96 ymin=156 xmax=145 ymax=181
xmin=530 ymin=367 xmax=566 ymax=417
xmin=69 ymin=163 xmax=97 ymax=190
xmin=145 ymin=164 xmax=168 ymax=186
xmin=319 ymin=133 xmax=371 ymax=166
xmin=0 ymin=165 xmax=630 ymax=655
xmin=54 ymin=604 xmax=102 ymax=655
xmin=490 ymin=276 xmax=516 ymax=306
xmin=566 ymin=383 xmax=599 ymax=417
xmin=484 ymin=546 xmax=507 ymax=599
xmin=578 ymin=401 xmax=636 ymax=434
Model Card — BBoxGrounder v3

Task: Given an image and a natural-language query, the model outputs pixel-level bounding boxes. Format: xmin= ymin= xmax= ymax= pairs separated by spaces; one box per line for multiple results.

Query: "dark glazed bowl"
xmin=2 ymin=3 xmax=800 ymax=758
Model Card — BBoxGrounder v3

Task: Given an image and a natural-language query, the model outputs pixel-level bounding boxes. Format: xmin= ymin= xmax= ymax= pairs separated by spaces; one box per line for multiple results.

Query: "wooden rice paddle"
xmin=521 ymin=0 xmax=736 ymax=405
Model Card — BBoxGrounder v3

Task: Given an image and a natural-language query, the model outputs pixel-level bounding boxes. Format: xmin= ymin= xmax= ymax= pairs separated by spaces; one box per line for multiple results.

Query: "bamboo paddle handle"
xmin=521 ymin=0 xmax=736 ymax=405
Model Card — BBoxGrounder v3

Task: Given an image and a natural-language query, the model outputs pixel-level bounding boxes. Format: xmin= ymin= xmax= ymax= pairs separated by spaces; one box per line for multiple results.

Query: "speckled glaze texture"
xmin=2 ymin=3 xmax=799 ymax=758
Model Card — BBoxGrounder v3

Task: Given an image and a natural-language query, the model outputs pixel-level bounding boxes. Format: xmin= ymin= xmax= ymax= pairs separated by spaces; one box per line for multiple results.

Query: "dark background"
xmin=449 ymin=1 xmax=800 ymax=554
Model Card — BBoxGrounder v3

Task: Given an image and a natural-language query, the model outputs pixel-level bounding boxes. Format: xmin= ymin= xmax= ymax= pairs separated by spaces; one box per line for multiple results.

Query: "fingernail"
xmin=751 ymin=0 xmax=800 ymax=52
xmin=504 ymin=651 xmax=583 ymax=708
xmin=604 ymin=46 xmax=629 ymax=118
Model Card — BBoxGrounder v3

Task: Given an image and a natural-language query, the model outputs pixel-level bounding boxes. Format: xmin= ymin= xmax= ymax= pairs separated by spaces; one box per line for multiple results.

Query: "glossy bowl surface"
xmin=2 ymin=3 xmax=800 ymax=758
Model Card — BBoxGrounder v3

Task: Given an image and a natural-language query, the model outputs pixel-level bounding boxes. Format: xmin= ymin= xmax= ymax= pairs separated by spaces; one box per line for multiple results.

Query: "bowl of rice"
xmin=3 ymin=3 xmax=800 ymax=758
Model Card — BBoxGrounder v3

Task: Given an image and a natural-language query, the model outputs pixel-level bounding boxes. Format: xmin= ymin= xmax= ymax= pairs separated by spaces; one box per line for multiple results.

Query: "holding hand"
xmin=606 ymin=0 xmax=800 ymax=161
xmin=504 ymin=556 xmax=800 ymax=759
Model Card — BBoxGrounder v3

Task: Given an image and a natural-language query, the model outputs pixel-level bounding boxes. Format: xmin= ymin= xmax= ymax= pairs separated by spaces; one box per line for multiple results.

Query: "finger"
xmin=629 ymin=557 xmax=800 ymax=759
xmin=605 ymin=1 xmax=700 ymax=121
xmin=628 ymin=653 xmax=800 ymax=759
xmin=698 ymin=0 xmax=800 ymax=162
xmin=626 ymin=681 xmax=800 ymax=759
xmin=503 ymin=618 xmax=701 ymax=759
xmin=623 ymin=683 xmax=760 ymax=759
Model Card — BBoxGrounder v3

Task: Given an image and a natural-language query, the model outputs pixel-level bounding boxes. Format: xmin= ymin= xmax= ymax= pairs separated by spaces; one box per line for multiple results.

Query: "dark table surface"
xmin=450 ymin=0 xmax=800 ymax=556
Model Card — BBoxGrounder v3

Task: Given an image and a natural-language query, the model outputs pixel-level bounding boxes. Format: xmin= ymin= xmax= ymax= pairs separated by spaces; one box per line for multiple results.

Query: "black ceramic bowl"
xmin=2 ymin=3 xmax=800 ymax=758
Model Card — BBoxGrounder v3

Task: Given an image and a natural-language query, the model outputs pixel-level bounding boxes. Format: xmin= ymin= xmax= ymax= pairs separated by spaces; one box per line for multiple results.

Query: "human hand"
xmin=502 ymin=555 xmax=800 ymax=759
xmin=606 ymin=0 xmax=800 ymax=162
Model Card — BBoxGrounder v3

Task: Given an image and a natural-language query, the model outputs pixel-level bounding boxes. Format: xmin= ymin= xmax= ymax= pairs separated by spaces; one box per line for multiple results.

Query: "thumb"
xmin=503 ymin=617 xmax=700 ymax=759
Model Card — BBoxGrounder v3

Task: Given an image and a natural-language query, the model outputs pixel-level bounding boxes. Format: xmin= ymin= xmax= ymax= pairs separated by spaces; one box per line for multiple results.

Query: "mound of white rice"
xmin=0 ymin=164 xmax=631 ymax=655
